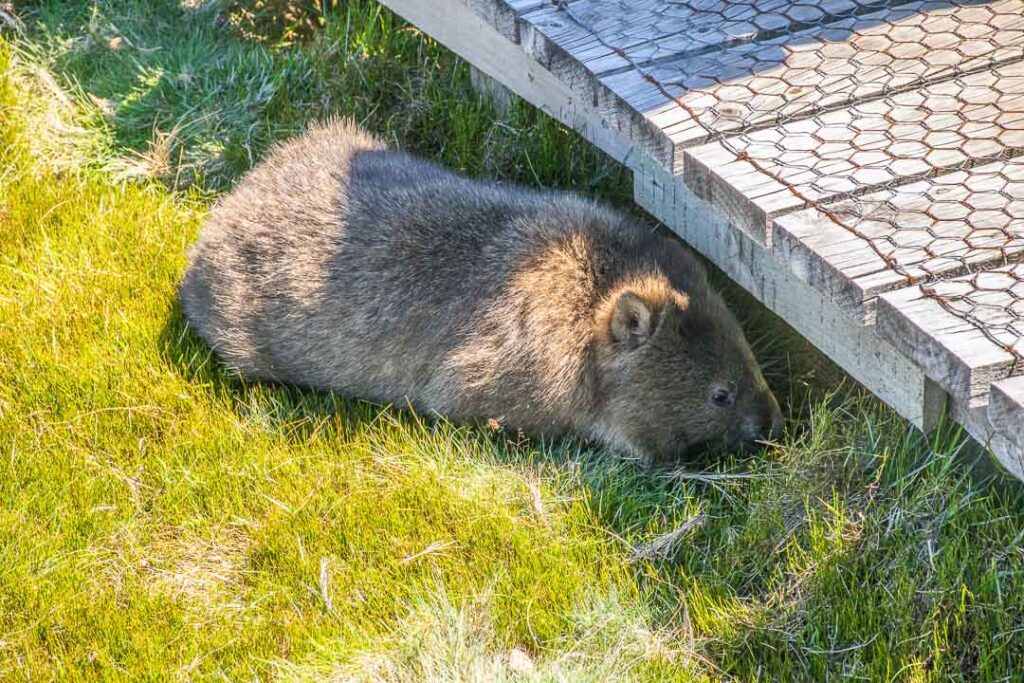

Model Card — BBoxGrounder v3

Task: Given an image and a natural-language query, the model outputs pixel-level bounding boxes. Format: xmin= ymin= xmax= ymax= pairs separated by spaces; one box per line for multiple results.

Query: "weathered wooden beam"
xmin=381 ymin=0 xmax=640 ymax=168
xmin=989 ymin=376 xmax=1024 ymax=450
xmin=635 ymin=155 xmax=945 ymax=430
xmin=460 ymin=0 xmax=523 ymax=41
xmin=515 ymin=10 xmax=677 ymax=168
xmin=953 ymin=399 xmax=1024 ymax=479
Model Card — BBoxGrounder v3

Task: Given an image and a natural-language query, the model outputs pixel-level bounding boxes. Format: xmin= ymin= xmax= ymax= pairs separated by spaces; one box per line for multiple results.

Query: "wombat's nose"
xmin=733 ymin=395 xmax=783 ymax=453
xmin=752 ymin=398 xmax=784 ymax=443
xmin=763 ymin=411 xmax=783 ymax=441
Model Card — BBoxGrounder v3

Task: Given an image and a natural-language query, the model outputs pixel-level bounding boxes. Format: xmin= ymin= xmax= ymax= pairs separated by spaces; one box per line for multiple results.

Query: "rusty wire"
xmin=548 ymin=0 xmax=1024 ymax=371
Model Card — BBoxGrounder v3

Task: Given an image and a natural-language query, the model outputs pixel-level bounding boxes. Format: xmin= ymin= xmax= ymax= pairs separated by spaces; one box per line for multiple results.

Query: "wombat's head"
xmin=593 ymin=274 xmax=782 ymax=466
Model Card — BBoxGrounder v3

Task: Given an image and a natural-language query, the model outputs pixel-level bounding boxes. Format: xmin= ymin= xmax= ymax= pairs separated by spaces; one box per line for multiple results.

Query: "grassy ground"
xmin=1 ymin=1 xmax=1023 ymax=680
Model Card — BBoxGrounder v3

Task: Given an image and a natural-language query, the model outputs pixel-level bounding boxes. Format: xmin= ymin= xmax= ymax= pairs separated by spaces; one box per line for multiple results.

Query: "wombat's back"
xmin=179 ymin=119 xmax=594 ymax=406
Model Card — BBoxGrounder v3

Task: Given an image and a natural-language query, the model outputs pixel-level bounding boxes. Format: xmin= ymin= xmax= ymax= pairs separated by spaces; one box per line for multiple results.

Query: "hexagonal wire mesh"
xmin=922 ymin=264 xmax=1024 ymax=356
xmin=547 ymin=0 xmax=1024 ymax=374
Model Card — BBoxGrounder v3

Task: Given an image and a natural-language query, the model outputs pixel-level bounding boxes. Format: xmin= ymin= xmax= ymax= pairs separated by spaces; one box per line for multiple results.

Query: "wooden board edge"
xmin=516 ymin=17 xmax=677 ymax=169
xmin=954 ymin=401 xmax=1024 ymax=481
xmin=680 ymin=148 xmax=772 ymax=244
xmin=876 ymin=287 xmax=1016 ymax=407
xmin=462 ymin=0 xmax=520 ymax=42
xmin=770 ymin=214 xmax=877 ymax=325
xmin=988 ymin=377 xmax=1024 ymax=451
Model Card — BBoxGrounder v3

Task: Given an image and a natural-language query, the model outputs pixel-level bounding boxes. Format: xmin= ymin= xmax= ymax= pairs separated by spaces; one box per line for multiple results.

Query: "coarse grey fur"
xmin=180 ymin=119 xmax=782 ymax=465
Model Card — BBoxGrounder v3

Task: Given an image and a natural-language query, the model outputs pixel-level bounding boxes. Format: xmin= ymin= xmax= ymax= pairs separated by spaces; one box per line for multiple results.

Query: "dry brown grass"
xmin=145 ymin=526 xmax=252 ymax=611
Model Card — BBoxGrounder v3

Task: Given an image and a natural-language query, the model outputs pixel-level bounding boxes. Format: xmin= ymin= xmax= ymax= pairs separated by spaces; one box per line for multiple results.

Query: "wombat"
xmin=180 ymin=120 xmax=782 ymax=465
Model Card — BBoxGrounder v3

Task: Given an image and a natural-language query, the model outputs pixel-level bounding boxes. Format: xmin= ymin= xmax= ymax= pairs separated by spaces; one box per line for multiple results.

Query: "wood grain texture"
xmin=516 ymin=7 xmax=678 ymax=169
xmin=989 ymin=376 xmax=1024 ymax=450
xmin=461 ymin=0 xmax=523 ymax=41
xmin=953 ymin=399 xmax=1024 ymax=479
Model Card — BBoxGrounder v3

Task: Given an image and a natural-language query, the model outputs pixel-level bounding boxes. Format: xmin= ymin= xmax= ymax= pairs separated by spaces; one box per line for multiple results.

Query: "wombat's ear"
xmin=610 ymin=291 xmax=657 ymax=350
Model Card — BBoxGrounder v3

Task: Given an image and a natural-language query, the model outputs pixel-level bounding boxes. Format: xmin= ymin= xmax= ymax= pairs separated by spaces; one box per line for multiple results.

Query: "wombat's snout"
xmin=735 ymin=394 xmax=784 ymax=453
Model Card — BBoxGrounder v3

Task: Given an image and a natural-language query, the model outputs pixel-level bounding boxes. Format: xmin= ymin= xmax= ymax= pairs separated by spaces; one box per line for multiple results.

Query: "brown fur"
xmin=180 ymin=119 xmax=782 ymax=465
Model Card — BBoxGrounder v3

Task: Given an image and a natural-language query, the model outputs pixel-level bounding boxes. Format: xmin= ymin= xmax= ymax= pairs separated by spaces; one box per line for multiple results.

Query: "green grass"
xmin=1 ymin=1 xmax=1023 ymax=680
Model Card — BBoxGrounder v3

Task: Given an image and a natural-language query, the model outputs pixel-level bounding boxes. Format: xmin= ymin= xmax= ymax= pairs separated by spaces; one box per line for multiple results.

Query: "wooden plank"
xmin=954 ymin=399 xmax=1024 ymax=479
xmin=516 ymin=5 xmax=680 ymax=168
xmin=514 ymin=0 xmax=934 ymax=168
xmin=635 ymin=154 xmax=945 ymax=430
xmin=513 ymin=0 xmax=945 ymax=170
xmin=772 ymin=156 xmax=1024 ymax=324
xmin=989 ymin=376 xmax=1024 ymax=450
xmin=520 ymin=0 xmax=924 ymax=78
xmin=684 ymin=59 xmax=1024 ymax=241
xmin=877 ymin=264 xmax=1024 ymax=405
xmin=602 ymin=0 xmax=1024 ymax=153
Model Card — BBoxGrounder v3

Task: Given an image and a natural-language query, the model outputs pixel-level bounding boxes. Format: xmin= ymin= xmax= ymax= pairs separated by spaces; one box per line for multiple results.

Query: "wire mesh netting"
xmin=921 ymin=264 xmax=1024 ymax=359
xmin=534 ymin=0 xmax=1024 ymax=375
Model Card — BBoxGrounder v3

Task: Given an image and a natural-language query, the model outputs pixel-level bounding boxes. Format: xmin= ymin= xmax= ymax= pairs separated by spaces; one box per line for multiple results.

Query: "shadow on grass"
xmin=157 ymin=297 xmax=739 ymax=460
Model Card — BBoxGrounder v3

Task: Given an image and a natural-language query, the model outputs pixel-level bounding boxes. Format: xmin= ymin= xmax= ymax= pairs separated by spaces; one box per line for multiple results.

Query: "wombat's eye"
xmin=710 ymin=386 xmax=734 ymax=407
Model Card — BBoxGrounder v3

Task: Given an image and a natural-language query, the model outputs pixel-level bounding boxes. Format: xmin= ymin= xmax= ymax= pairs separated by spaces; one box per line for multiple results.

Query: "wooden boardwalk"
xmin=382 ymin=0 xmax=1024 ymax=477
